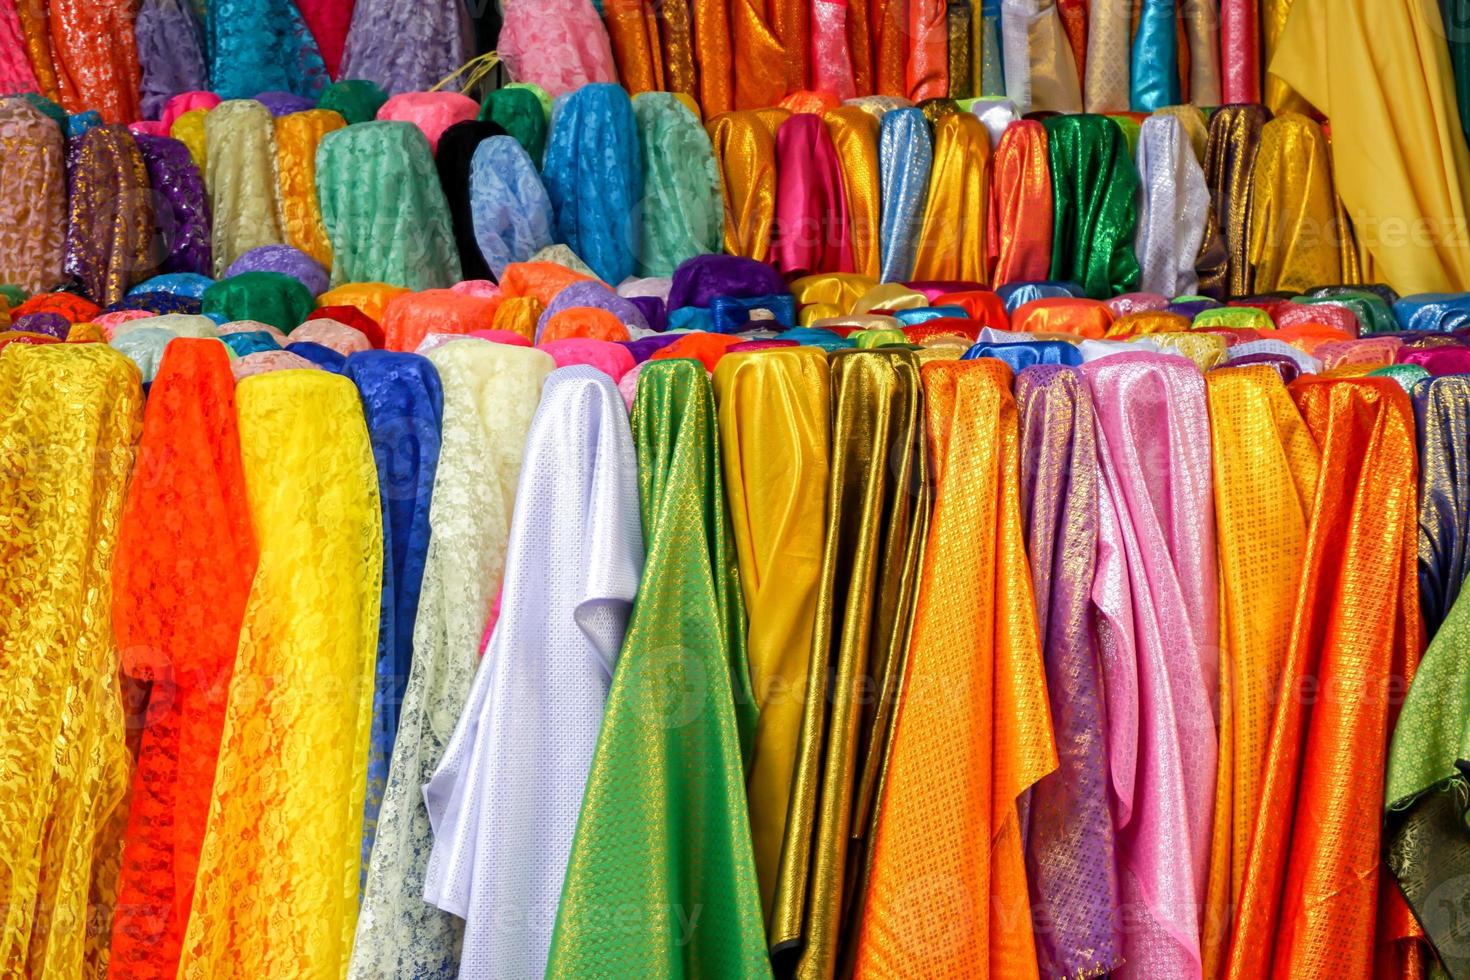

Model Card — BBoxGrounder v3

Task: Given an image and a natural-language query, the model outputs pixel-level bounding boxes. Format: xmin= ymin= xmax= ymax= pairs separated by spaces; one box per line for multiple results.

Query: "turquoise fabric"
xmin=632 ymin=93 xmax=722 ymax=278
xmin=205 ymin=0 xmax=327 ymax=100
xmin=1130 ymin=0 xmax=1180 ymax=110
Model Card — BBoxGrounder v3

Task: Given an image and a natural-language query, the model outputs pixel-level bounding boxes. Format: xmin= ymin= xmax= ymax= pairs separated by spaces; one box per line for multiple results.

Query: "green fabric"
xmin=1108 ymin=114 xmax=1142 ymax=156
xmin=1446 ymin=0 xmax=1470 ymax=146
xmin=632 ymin=93 xmax=723 ymax=278
xmin=853 ymin=327 xmax=906 ymax=348
xmin=0 ymin=285 xmax=28 ymax=308
xmin=546 ymin=358 xmax=769 ymax=979
xmin=201 ymin=271 xmax=315 ymax=332
xmin=19 ymin=93 xmax=66 ymax=132
xmin=1191 ymin=307 xmax=1273 ymax=331
xmin=1292 ymin=292 xmax=1397 ymax=334
xmin=1368 ymin=363 xmax=1429 ymax=391
xmin=478 ymin=84 xmax=550 ymax=165
xmin=1045 ymin=115 xmax=1141 ymax=299
xmin=316 ymin=79 xmax=388 ymax=125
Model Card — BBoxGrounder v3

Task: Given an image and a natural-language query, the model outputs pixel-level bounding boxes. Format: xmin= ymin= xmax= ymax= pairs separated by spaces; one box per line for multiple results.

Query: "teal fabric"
xmin=632 ymin=93 xmax=722 ymax=278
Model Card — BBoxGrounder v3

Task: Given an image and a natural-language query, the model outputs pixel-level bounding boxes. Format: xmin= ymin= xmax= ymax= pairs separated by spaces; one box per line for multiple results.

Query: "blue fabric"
xmin=878 ymin=109 xmax=933 ymax=283
xmin=129 ymin=272 xmax=215 ymax=299
xmin=894 ymin=305 xmax=969 ymax=325
xmin=341 ymin=350 xmax=444 ymax=886
xmin=67 ymin=111 xmax=103 ymax=139
xmin=205 ymin=0 xmax=328 ymax=101
xmin=542 ymin=83 xmax=642 ymax=285
xmin=996 ymin=280 xmax=1085 ymax=312
xmin=668 ymin=306 xmax=714 ymax=331
xmin=776 ymin=327 xmax=854 ymax=351
xmin=1394 ymin=294 xmax=1470 ymax=333
xmin=219 ymin=330 xmax=281 ymax=356
xmin=287 ymin=340 xmax=347 ymax=371
xmin=104 ymin=292 xmax=203 ymax=316
xmin=710 ymin=294 xmax=797 ymax=333
xmin=963 ymin=340 xmax=1083 ymax=369
xmin=468 ymin=136 xmax=555 ymax=281
xmin=1130 ymin=0 xmax=1180 ymax=110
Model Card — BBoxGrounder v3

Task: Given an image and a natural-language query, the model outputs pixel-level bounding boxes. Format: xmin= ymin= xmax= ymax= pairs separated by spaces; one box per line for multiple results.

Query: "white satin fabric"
xmin=1134 ymin=115 xmax=1210 ymax=298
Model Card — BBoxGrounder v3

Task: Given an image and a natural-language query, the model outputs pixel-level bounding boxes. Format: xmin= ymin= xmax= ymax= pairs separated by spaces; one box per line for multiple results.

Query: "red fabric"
xmin=12 ymin=291 xmax=101 ymax=323
xmin=1219 ymin=0 xmax=1260 ymax=103
xmin=934 ymin=290 xmax=1010 ymax=329
xmin=308 ymin=305 xmax=385 ymax=348
xmin=538 ymin=307 xmax=631 ymax=343
xmin=296 ymin=0 xmax=355 ymax=78
xmin=650 ymin=332 xmax=746 ymax=371
xmin=903 ymin=318 xmax=981 ymax=344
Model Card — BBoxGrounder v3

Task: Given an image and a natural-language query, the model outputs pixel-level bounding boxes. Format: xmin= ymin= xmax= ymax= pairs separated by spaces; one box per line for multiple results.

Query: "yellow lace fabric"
xmin=204 ymin=100 xmax=285 ymax=277
xmin=0 ymin=344 xmax=142 ymax=978
xmin=275 ymin=109 xmax=346 ymax=268
xmin=177 ymin=370 xmax=382 ymax=980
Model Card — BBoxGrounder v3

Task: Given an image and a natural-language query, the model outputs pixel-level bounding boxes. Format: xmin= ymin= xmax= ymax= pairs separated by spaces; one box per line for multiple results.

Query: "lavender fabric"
xmin=224 ymin=244 xmax=330 ymax=295
xmin=254 ymin=90 xmax=319 ymax=116
xmin=339 ymin=0 xmax=470 ymax=96
xmin=536 ymin=281 xmax=650 ymax=338
xmin=135 ymin=0 xmax=208 ymax=120
xmin=626 ymin=295 xmax=666 ymax=332
xmin=12 ymin=312 xmax=70 ymax=339
xmin=665 ymin=255 xmax=784 ymax=311
xmin=133 ymin=134 xmax=212 ymax=276
xmin=619 ymin=333 xmax=685 ymax=363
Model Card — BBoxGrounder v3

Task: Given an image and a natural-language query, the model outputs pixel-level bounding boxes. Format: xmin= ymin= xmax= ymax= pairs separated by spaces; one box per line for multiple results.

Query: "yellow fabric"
xmin=0 ymin=344 xmax=141 ymax=978
xmin=1151 ymin=331 xmax=1227 ymax=370
xmin=275 ymin=109 xmax=346 ymax=268
xmin=491 ymin=295 xmax=543 ymax=340
xmin=853 ymin=283 xmax=928 ymax=313
xmin=823 ymin=107 xmax=882 ymax=279
xmin=708 ymin=110 xmax=783 ymax=261
xmin=913 ymin=112 xmax=992 ymax=283
xmin=790 ymin=272 xmax=877 ymax=322
xmin=317 ymin=281 xmax=412 ymax=322
xmin=178 ymin=370 xmax=381 ymax=980
xmin=1261 ymin=0 xmax=1308 ymax=114
xmin=1200 ymin=366 xmax=1319 ymax=980
xmin=170 ymin=108 xmax=209 ymax=171
xmin=712 ymin=347 xmax=830 ymax=916
xmin=1247 ymin=113 xmax=1341 ymax=294
xmin=1270 ymin=0 xmax=1470 ymax=292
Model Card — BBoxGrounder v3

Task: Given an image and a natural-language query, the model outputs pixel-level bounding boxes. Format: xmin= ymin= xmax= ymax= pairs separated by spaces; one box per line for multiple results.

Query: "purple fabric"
xmin=134 ymin=0 xmax=208 ymax=120
xmin=253 ymin=90 xmax=319 ymax=116
xmin=224 ymin=244 xmax=330 ymax=296
xmin=1223 ymin=351 xmax=1302 ymax=383
xmin=339 ymin=0 xmax=470 ymax=97
xmin=133 ymin=134 xmax=211 ymax=276
xmin=627 ymin=295 xmax=666 ymax=332
xmin=620 ymin=333 xmax=684 ymax=363
xmin=666 ymin=254 xmax=785 ymax=311
xmin=1164 ymin=298 xmax=1220 ymax=319
xmin=536 ymin=281 xmax=650 ymax=338
xmin=12 ymin=312 xmax=70 ymax=339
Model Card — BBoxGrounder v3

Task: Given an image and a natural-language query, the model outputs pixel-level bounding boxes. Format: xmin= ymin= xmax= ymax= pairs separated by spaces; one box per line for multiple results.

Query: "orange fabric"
xmin=729 ymin=0 xmax=787 ymax=108
xmin=107 ymin=339 xmax=258 ymax=980
xmin=602 ymin=0 xmax=662 ymax=93
xmin=1106 ymin=310 xmax=1191 ymax=337
xmin=491 ymin=295 xmax=544 ymax=342
xmin=650 ymin=332 xmax=746 ymax=371
xmin=380 ymin=289 xmax=502 ymax=352
xmin=853 ymin=358 xmax=1055 ymax=979
xmin=934 ymin=290 xmax=1010 ymax=329
xmin=539 ymin=307 xmax=631 ymax=343
xmin=903 ymin=318 xmax=981 ymax=344
xmin=1272 ymin=321 xmax=1353 ymax=354
xmin=316 ymin=282 xmax=410 ymax=323
xmin=988 ymin=121 xmax=1054 ymax=287
xmin=65 ymin=322 xmax=104 ymax=343
xmin=778 ymin=89 xmax=840 ymax=114
xmin=905 ymin=0 xmax=947 ymax=99
xmin=12 ymin=292 xmax=101 ymax=323
xmin=496 ymin=262 xmax=595 ymax=306
xmin=1012 ymin=297 xmax=1114 ymax=338
xmin=48 ymin=0 xmax=141 ymax=122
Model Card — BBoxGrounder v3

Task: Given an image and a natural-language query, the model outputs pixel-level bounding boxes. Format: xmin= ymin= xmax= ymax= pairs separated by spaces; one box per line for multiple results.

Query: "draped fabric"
xmin=774 ymin=113 xmax=853 ymax=276
xmin=1084 ymin=352 xmax=1218 ymax=978
xmin=730 ymin=0 xmax=786 ymax=108
xmin=341 ymin=352 xmax=443 ymax=885
xmin=134 ymin=0 xmax=208 ymax=120
xmin=1046 ymin=114 xmax=1140 ymax=298
xmin=1271 ymin=0 xmax=1470 ymax=294
xmin=878 ymin=108 xmax=932 ymax=283
xmin=0 ymin=0 xmax=38 ymax=95
xmin=177 ymin=370 xmax=380 ymax=980
xmin=823 ymin=107 xmax=881 ymax=279
xmin=913 ymin=112 xmax=991 ymax=283
xmin=318 ymin=78 xmax=387 ymax=124
xmin=906 ymin=0 xmax=948 ymax=100
xmin=546 ymin=358 xmax=769 ymax=978
xmin=769 ymin=349 xmax=929 ymax=979
xmin=107 ymin=340 xmax=256 ymax=980
xmin=64 ymin=125 xmax=155 ymax=305
xmin=1225 ymin=377 xmax=1422 ymax=979
xmin=712 ymin=348 xmax=830 ymax=915
xmin=296 ymin=0 xmax=354 ymax=77
xmin=1247 ymin=113 xmax=1340 ymax=295
xmin=0 ymin=101 xmax=63 ymax=294
xmin=134 ymin=133 xmax=211 ymax=276
xmin=708 ymin=109 xmax=781 ymax=261
xmin=1014 ymin=364 xmax=1124 ymax=979
xmin=634 ymin=93 xmax=723 ymax=276
xmin=44 ymin=0 xmax=140 ymax=122
xmin=1199 ymin=365 xmax=1319 ymax=980
xmin=1129 ymin=0 xmax=1178 ymax=109
xmin=1003 ymin=0 xmax=1084 ymax=113
xmin=853 ymin=358 xmax=1055 ymax=977
xmin=0 ymin=345 xmax=141 ymax=979
xmin=274 ymin=108 xmax=344 ymax=268
xmin=543 ymin=83 xmax=642 ymax=285
xmin=436 ymin=120 xmax=505 ymax=283
xmin=1413 ymin=377 xmax=1470 ymax=636
xmin=316 ymin=120 xmax=461 ymax=290
xmin=205 ymin=0 xmax=327 ymax=101
xmin=201 ymin=270 xmax=314 ymax=331
xmin=1134 ymin=113 xmax=1209 ymax=297
xmin=599 ymin=0 xmax=662 ymax=95
xmin=338 ymin=0 xmax=468 ymax=95
xmin=499 ymin=0 xmax=616 ymax=99
xmin=350 ymin=341 xmax=552 ymax=979
xmin=479 ymin=84 xmax=549 ymax=164
xmin=469 ymin=136 xmax=554 ymax=280
xmin=989 ymin=119 xmax=1054 ymax=287
xmin=420 ymin=366 xmax=643 ymax=980
xmin=1203 ymin=104 xmax=1268 ymax=299
xmin=204 ymin=100 xmax=284 ymax=277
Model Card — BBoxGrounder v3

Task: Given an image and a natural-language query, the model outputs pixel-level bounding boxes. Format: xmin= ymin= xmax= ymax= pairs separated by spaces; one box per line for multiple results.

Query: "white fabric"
xmin=1134 ymin=115 xmax=1210 ymax=298
xmin=1079 ymin=338 xmax=1163 ymax=361
xmin=971 ymin=97 xmax=1021 ymax=147
xmin=1225 ymin=338 xmax=1324 ymax=374
xmin=350 ymin=340 xmax=554 ymax=979
xmin=421 ymin=366 xmax=643 ymax=980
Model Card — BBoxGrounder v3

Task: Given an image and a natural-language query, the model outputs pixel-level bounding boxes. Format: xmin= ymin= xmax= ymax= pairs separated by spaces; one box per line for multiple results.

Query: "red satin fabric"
xmin=988 ymin=121 xmax=1054 ymax=287
xmin=1219 ymin=0 xmax=1260 ymax=103
xmin=774 ymin=113 xmax=854 ymax=276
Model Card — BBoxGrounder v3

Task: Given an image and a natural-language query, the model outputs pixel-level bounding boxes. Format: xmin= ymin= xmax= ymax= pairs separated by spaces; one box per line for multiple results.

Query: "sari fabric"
xmin=1045 ymin=114 xmax=1140 ymax=298
xmin=878 ymin=108 xmax=933 ymax=283
xmin=1413 ymin=377 xmax=1470 ymax=636
xmin=350 ymin=341 xmax=552 ymax=979
xmin=134 ymin=134 xmax=211 ymax=276
xmin=769 ymin=349 xmax=929 ymax=979
xmin=339 ymin=0 xmax=468 ymax=95
xmin=204 ymin=100 xmax=284 ymax=278
xmin=107 ymin=339 xmax=257 ymax=980
xmin=134 ymin=0 xmax=207 ymax=120
xmin=274 ymin=108 xmax=344 ymax=268
xmin=205 ymin=0 xmax=327 ymax=101
xmin=823 ymin=107 xmax=881 ymax=279
xmin=0 ymin=345 xmax=141 ymax=979
xmin=989 ymin=119 xmax=1054 ymax=287
xmin=177 ymin=370 xmax=380 ymax=979
xmin=634 ymin=93 xmax=723 ymax=276
xmin=1083 ymin=0 xmax=1128 ymax=112
xmin=436 ymin=120 xmax=505 ymax=283
xmin=546 ymin=359 xmax=770 ymax=979
xmin=774 ymin=113 xmax=853 ymax=276
xmin=913 ymin=112 xmax=991 ymax=283
xmin=708 ymin=109 xmax=781 ymax=261
xmin=316 ymin=121 xmax=461 ymax=290
xmin=1247 ymin=113 xmax=1341 ymax=295
xmin=469 ymin=136 xmax=554 ymax=281
xmin=64 ymin=125 xmax=155 ymax=305
xmin=543 ymin=84 xmax=642 ymax=285
xmin=1203 ymin=104 xmax=1268 ymax=298
xmin=1134 ymin=113 xmax=1209 ymax=297
xmin=1225 ymin=377 xmax=1422 ymax=979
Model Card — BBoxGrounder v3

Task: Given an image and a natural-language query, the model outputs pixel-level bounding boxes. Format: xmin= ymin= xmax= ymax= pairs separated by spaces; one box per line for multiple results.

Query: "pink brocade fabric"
xmin=1219 ymin=0 xmax=1259 ymax=103
xmin=773 ymin=113 xmax=853 ymax=276
xmin=810 ymin=0 xmax=856 ymax=100
xmin=0 ymin=0 xmax=38 ymax=95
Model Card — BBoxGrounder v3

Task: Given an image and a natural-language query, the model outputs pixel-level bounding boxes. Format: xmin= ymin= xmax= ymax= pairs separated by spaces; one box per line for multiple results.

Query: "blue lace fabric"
xmin=205 ymin=0 xmax=328 ymax=101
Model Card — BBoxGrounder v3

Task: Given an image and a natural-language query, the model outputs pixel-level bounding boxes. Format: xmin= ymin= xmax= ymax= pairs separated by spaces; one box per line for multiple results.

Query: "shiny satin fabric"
xmin=204 ymin=101 xmax=284 ymax=278
xmin=1045 ymin=114 xmax=1141 ymax=298
xmin=634 ymin=93 xmax=723 ymax=277
xmin=823 ymin=107 xmax=882 ymax=279
xmin=106 ymin=340 xmax=257 ymax=980
xmin=878 ymin=108 xmax=933 ymax=283
xmin=988 ymin=119 xmax=1054 ymax=287
xmin=708 ymin=109 xmax=783 ymax=261
xmin=1203 ymin=104 xmax=1268 ymax=298
xmin=1129 ymin=0 xmax=1179 ymax=110
xmin=1218 ymin=0 xmax=1258 ymax=103
xmin=972 ymin=1 xmax=1006 ymax=96
xmin=600 ymin=0 xmax=663 ymax=94
xmin=1225 ymin=377 xmax=1423 ymax=980
xmin=712 ymin=348 xmax=830 ymax=915
xmin=1413 ymin=377 xmax=1470 ymax=637
xmin=1247 ymin=113 xmax=1342 ymax=295
xmin=775 ymin=113 xmax=854 ymax=276
xmin=729 ymin=0 xmax=786 ymax=109
xmin=769 ymin=349 xmax=929 ymax=980
xmin=790 ymin=272 xmax=877 ymax=322
xmin=912 ymin=112 xmax=991 ymax=283
xmin=853 ymin=356 xmax=1055 ymax=977
xmin=0 ymin=345 xmax=141 ymax=978
xmin=1012 ymin=296 xmax=1114 ymax=336
xmin=1014 ymin=364 xmax=1124 ymax=979
xmin=947 ymin=1 xmax=975 ymax=99
xmin=907 ymin=0 xmax=948 ymax=100
xmin=63 ymin=125 xmax=155 ymax=306
xmin=1199 ymin=365 xmax=1320 ymax=980
xmin=274 ymin=109 xmax=343 ymax=269
xmin=1135 ymin=113 xmax=1209 ymax=297
xmin=1084 ymin=352 xmax=1219 ymax=979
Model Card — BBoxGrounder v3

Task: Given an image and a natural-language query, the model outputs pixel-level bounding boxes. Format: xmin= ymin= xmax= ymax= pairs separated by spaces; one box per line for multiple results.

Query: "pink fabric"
xmin=161 ymin=91 xmax=221 ymax=129
xmin=810 ymin=0 xmax=857 ymax=100
xmin=95 ymin=309 xmax=154 ymax=338
xmin=1317 ymin=337 xmax=1401 ymax=369
xmin=616 ymin=361 xmax=644 ymax=409
xmin=774 ymin=113 xmax=853 ymax=277
xmin=728 ymin=339 xmax=799 ymax=351
xmin=499 ymin=0 xmax=617 ymax=98
xmin=296 ymin=0 xmax=355 ymax=79
xmin=1397 ymin=346 xmax=1470 ymax=376
xmin=376 ymin=92 xmax=479 ymax=153
xmin=0 ymin=0 xmax=38 ymax=95
xmin=1274 ymin=301 xmax=1360 ymax=337
xmin=1082 ymin=352 xmax=1218 ymax=980
xmin=288 ymin=317 xmax=370 ymax=354
xmin=1105 ymin=292 xmax=1170 ymax=317
xmin=231 ymin=349 xmax=322 ymax=380
xmin=128 ymin=121 xmax=171 ymax=136
xmin=469 ymin=328 xmax=533 ymax=347
xmin=537 ymin=337 xmax=636 ymax=381
xmin=450 ymin=279 xmax=501 ymax=298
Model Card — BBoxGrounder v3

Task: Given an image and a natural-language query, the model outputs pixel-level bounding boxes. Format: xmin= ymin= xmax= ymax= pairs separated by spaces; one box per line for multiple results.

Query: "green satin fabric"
xmin=633 ymin=93 xmax=724 ymax=277
xmin=1293 ymin=292 xmax=1397 ymax=334
xmin=769 ymin=348 xmax=930 ymax=980
xmin=546 ymin=358 xmax=771 ymax=979
xmin=479 ymin=84 xmax=550 ymax=165
xmin=1045 ymin=114 xmax=1141 ymax=298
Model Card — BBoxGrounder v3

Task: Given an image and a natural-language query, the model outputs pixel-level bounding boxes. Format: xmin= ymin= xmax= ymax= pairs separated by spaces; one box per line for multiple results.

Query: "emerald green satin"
xmin=1045 ymin=115 xmax=1141 ymax=298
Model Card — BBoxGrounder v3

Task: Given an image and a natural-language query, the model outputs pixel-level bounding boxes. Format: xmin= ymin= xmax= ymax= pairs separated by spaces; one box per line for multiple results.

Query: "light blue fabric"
xmin=963 ymin=340 xmax=1083 ymax=369
xmin=775 ymin=327 xmax=854 ymax=352
xmin=1129 ymin=0 xmax=1180 ymax=110
xmin=205 ymin=0 xmax=328 ymax=101
xmin=1393 ymin=293 xmax=1470 ymax=333
xmin=997 ymin=280 xmax=1085 ymax=312
xmin=542 ymin=83 xmax=642 ymax=286
xmin=469 ymin=136 xmax=555 ymax=280
xmin=980 ymin=0 xmax=1005 ymax=96
xmin=894 ymin=305 xmax=968 ymax=325
xmin=129 ymin=272 xmax=216 ymax=299
xmin=878 ymin=109 xmax=933 ymax=283
xmin=219 ymin=329 xmax=281 ymax=356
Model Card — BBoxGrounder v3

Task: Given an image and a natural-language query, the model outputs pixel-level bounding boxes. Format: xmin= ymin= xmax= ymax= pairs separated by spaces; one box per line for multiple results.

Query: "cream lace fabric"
xmin=204 ymin=99 xmax=285 ymax=277
xmin=349 ymin=340 xmax=554 ymax=979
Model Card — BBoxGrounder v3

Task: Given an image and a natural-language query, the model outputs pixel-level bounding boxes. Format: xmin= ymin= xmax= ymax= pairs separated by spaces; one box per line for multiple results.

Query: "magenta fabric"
xmin=129 ymin=121 xmax=171 ymax=137
xmin=296 ymin=0 xmax=355 ymax=78
xmin=161 ymin=91 xmax=221 ymax=129
xmin=1398 ymin=346 xmax=1470 ymax=376
xmin=773 ymin=113 xmax=853 ymax=277
xmin=728 ymin=339 xmax=799 ymax=351
xmin=537 ymin=336 xmax=636 ymax=380
xmin=0 ymin=0 xmax=38 ymax=95
xmin=376 ymin=92 xmax=478 ymax=153
xmin=905 ymin=280 xmax=985 ymax=302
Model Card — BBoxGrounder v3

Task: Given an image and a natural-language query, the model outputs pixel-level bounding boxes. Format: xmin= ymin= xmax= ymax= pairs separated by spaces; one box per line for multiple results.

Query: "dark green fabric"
xmin=1045 ymin=114 xmax=1141 ymax=299
xmin=316 ymin=79 xmax=389 ymax=125
xmin=478 ymin=86 xmax=548 ymax=166
xmin=201 ymin=271 xmax=315 ymax=332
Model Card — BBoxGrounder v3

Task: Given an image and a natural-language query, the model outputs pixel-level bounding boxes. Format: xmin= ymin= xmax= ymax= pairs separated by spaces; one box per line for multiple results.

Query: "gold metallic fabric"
xmin=770 ymin=349 xmax=929 ymax=980
xmin=774 ymin=0 xmax=809 ymax=94
xmin=790 ymin=272 xmax=877 ymax=320
xmin=853 ymin=282 xmax=928 ymax=313
xmin=713 ymin=348 xmax=831 ymax=915
xmin=1153 ymin=330 xmax=1227 ymax=369
xmin=1247 ymin=113 xmax=1341 ymax=294
xmin=15 ymin=0 xmax=57 ymax=99
xmin=913 ymin=112 xmax=992 ymax=283
xmin=274 ymin=109 xmax=345 ymax=269
xmin=692 ymin=0 xmax=733 ymax=113
xmin=603 ymin=0 xmax=663 ymax=94
xmin=730 ymin=0 xmax=786 ymax=108
xmin=708 ymin=109 xmax=782 ymax=260
xmin=1261 ymin=0 xmax=1296 ymax=112
xmin=1084 ymin=0 xmax=1131 ymax=111
xmin=823 ymin=107 xmax=882 ymax=278
xmin=1204 ymin=104 xmax=1268 ymax=298
xmin=491 ymin=294 xmax=543 ymax=340
xmin=947 ymin=2 xmax=974 ymax=99
xmin=1107 ymin=309 xmax=1190 ymax=336
xmin=872 ymin=0 xmax=906 ymax=95
xmin=658 ymin=0 xmax=697 ymax=99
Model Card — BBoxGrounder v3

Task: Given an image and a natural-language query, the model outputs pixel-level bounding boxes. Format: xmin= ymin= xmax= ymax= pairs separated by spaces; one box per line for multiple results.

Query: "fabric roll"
xmin=1181 ymin=0 xmax=1220 ymax=104
xmin=63 ymin=125 xmax=155 ymax=305
xmin=41 ymin=0 xmax=140 ymax=122
xmin=912 ymin=112 xmax=991 ymax=283
xmin=204 ymin=100 xmax=284 ymax=278
xmin=878 ymin=108 xmax=933 ymax=283
xmin=316 ymin=121 xmax=461 ymax=290
xmin=134 ymin=0 xmax=208 ymax=121
xmin=1084 ymin=0 xmax=1129 ymax=111
xmin=1134 ymin=113 xmax=1209 ymax=297
xmin=0 ymin=100 xmax=65 ymax=293
xmin=1003 ymin=0 xmax=1084 ymax=112
xmin=988 ymin=119 xmax=1054 ymax=287
xmin=176 ymin=369 xmax=380 ymax=978
xmin=730 ymin=0 xmax=787 ymax=109
xmin=205 ymin=0 xmax=327 ymax=101
xmin=350 ymin=340 xmax=552 ymax=979
xmin=1129 ymin=0 xmax=1179 ymax=109
xmin=769 ymin=349 xmax=929 ymax=979
xmin=543 ymin=84 xmax=641 ymax=286
xmin=274 ymin=108 xmax=344 ymax=268
xmin=712 ymin=348 xmax=830 ymax=915
xmin=134 ymin=134 xmax=211 ymax=276
xmin=907 ymin=0 xmax=948 ymax=100
xmin=775 ymin=113 xmax=853 ymax=277
xmin=599 ymin=0 xmax=662 ymax=94
xmin=1203 ymin=104 xmax=1268 ymax=298
xmin=479 ymin=83 xmax=549 ymax=165
xmin=0 ymin=345 xmax=141 ymax=978
xmin=468 ymin=136 xmax=553 ymax=281
xmin=338 ymin=0 xmax=467 ymax=95
xmin=1084 ymin=352 xmax=1218 ymax=979
xmin=634 ymin=93 xmax=723 ymax=277
xmin=1218 ymin=0 xmax=1257 ymax=103
xmin=436 ymin=120 xmax=504 ymax=283
xmin=708 ymin=109 xmax=783 ymax=261
xmin=1247 ymin=113 xmax=1341 ymax=295
xmin=1045 ymin=114 xmax=1140 ymax=298
xmin=1414 ymin=377 xmax=1470 ymax=637
xmin=498 ymin=0 xmax=615 ymax=98
xmin=823 ymin=107 xmax=882 ymax=279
